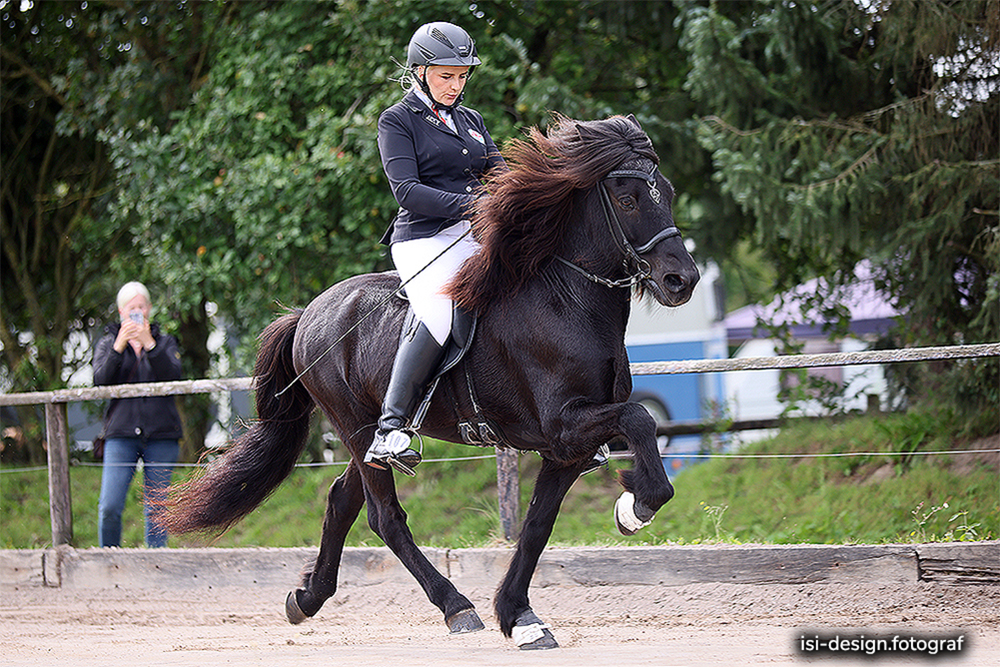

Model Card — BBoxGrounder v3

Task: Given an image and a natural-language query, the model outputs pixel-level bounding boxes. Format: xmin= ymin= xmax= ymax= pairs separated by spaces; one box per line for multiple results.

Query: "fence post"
xmin=496 ymin=448 xmax=520 ymax=541
xmin=45 ymin=403 xmax=73 ymax=546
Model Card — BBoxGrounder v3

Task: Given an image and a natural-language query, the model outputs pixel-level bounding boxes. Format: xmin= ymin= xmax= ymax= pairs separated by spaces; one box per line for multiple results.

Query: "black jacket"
xmin=93 ymin=322 xmax=184 ymax=440
xmin=377 ymin=89 xmax=505 ymax=245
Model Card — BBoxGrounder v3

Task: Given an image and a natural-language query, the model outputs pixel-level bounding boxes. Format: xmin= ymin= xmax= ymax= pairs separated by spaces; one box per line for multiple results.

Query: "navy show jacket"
xmin=377 ymin=90 xmax=506 ymax=245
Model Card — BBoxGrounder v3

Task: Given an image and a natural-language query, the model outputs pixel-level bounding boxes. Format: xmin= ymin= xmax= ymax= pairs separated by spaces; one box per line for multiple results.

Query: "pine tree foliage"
xmin=677 ymin=0 xmax=998 ymax=422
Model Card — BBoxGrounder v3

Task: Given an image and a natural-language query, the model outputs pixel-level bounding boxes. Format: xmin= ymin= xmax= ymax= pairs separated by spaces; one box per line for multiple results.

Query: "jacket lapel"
xmin=403 ymin=90 xmax=458 ymax=136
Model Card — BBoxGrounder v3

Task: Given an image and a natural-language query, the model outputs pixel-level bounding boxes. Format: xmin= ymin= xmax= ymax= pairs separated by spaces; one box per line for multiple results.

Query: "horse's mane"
xmin=447 ymin=114 xmax=658 ymax=311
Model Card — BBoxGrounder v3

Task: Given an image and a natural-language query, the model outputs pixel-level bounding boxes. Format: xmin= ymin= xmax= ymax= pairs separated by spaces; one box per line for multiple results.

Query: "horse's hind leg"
xmin=359 ymin=462 xmax=485 ymax=634
xmin=286 ymin=461 xmax=364 ymax=623
xmin=495 ymin=458 xmax=580 ymax=649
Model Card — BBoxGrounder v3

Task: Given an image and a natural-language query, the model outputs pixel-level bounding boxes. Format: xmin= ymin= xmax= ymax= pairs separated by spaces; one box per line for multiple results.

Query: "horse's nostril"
xmin=664 ymin=274 xmax=685 ymax=293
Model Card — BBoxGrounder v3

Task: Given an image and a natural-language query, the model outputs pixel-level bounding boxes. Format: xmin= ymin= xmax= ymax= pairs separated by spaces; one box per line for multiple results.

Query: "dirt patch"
xmin=845 ymin=433 xmax=999 ymax=486
xmin=947 ymin=434 xmax=1000 ymax=476
xmin=3 ymin=578 xmax=998 ymax=666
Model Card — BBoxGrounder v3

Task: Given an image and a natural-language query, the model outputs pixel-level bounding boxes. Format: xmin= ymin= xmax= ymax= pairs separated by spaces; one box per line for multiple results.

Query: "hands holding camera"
xmin=113 ymin=308 xmax=156 ymax=354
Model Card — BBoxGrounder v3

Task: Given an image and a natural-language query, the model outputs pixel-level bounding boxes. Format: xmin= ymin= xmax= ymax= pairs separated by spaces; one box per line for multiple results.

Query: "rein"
xmin=554 ymin=166 xmax=680 ymax=289
xmin=274 ymin=226 xmax=473 ymax=397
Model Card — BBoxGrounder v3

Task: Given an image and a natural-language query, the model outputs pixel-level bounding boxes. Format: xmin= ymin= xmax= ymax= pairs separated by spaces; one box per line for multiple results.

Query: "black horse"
xmin=162 ymin=114 xmax=699 ymax=649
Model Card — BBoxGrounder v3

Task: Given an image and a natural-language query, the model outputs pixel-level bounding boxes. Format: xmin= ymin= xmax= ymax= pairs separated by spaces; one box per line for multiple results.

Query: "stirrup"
xmin=580 ymin=443 xmax=611 ymax=476
xmin=364 ymin=429 xmax=422 ymax=476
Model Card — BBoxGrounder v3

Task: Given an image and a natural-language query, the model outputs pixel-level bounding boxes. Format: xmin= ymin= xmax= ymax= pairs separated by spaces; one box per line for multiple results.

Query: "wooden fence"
xmin=1 ymin=342 xmax=997 ymax=546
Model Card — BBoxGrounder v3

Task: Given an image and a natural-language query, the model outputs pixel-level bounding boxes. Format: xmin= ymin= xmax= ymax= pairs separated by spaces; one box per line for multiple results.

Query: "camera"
xmin=129 ymin=311 xmax=143 ymax=325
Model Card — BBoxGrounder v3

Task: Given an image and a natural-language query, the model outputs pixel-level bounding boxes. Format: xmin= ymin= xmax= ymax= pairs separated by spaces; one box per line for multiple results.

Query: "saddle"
xmin=400 ymin=304 xmax=504 ymax=447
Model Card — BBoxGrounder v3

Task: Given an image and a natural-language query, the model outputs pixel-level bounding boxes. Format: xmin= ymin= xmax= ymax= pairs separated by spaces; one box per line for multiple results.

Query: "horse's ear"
xmin=625 ymin=114 xmax=642 ymax=130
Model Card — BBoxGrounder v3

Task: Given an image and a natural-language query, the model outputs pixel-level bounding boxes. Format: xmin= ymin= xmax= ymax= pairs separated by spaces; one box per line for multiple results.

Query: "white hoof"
xmin=614 ymin=491 xmax=654 ymax=535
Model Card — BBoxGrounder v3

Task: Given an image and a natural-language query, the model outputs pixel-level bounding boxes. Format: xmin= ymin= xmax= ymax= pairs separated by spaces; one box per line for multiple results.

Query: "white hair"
xmin=116 ymin=281 xmax=151 ymax=311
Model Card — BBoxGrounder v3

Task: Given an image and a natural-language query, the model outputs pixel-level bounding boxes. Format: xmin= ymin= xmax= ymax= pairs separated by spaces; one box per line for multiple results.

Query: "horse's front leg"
xmin=556 ymin=399 xmax=673 ymax=535
xmin=358 ymin=454 xmax=485 ymax=635
xmin=286 ymin=461 xmax=365 ymax=623
xmin=495 ymin=458 xmax=581 ymax=650
xmin=612 ymin=400 xmax=674 ymax=534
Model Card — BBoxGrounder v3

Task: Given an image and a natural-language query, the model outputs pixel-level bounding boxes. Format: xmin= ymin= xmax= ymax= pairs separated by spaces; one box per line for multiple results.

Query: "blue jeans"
xmin=98 ymin=438 xmax=179 ymax=548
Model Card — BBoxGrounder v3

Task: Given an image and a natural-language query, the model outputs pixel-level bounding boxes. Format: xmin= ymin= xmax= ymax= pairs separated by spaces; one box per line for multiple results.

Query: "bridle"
xmin=554 ymin=165 xmax=681 ymax=289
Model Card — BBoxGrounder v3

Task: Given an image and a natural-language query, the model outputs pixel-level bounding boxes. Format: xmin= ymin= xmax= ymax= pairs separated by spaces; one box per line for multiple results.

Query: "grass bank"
xmin=1 ymin=413 xmax=996 ymax=549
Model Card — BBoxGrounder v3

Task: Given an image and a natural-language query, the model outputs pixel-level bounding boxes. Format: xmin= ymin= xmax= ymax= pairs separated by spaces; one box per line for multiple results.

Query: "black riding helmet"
xmin=407 ymin=22 xmax=481 ymax=110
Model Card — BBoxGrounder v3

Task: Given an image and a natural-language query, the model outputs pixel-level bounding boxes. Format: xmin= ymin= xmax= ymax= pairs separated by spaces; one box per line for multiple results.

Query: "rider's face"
xmin=419 ymin=65 xmax=469 ymax=106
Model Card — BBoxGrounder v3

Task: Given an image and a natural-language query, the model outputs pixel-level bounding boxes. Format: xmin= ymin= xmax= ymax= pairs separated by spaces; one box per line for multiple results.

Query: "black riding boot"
xmin=364 ymin=319 xmax=446 ymax=476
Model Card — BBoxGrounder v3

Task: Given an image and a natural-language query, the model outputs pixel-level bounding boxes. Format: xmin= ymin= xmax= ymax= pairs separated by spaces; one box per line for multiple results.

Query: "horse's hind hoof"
xmin=512 ymin=609 xmax=559 ymax=650
xmin=285 ymin=590 xmax=311 ymax=625
xmin=446 ymin=608 xmax=485 ymax=634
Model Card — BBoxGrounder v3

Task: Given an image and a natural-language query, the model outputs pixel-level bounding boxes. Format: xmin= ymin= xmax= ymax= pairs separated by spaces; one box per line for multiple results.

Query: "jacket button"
xmin=465 ymin=185 xmax=473 ymax=192
xmin=135 ymin=427 xmax=142 ymax=435
xmin=462 ymin=148 xmax=469 ymax=155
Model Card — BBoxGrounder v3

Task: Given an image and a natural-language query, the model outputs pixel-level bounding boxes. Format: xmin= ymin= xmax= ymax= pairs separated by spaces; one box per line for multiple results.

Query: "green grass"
xmin=1 ymin=414 xmax=996 ymax=549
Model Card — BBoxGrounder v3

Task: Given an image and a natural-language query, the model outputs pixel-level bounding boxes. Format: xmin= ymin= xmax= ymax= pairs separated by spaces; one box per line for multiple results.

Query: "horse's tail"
xmin=159 ymin=309 xmax=314 ymax=535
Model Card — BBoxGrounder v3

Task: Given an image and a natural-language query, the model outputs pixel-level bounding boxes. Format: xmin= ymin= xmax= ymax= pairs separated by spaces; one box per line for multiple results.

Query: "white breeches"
xmin=390 ymin=220 xmax=479 ymax=346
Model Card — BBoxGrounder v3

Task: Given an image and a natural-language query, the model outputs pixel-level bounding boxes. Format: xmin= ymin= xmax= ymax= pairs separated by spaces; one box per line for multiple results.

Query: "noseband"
xmin=555 ymin=165 xmax=681 ymax=289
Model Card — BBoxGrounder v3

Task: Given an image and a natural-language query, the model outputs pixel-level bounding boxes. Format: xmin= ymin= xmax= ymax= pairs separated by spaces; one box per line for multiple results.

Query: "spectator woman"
xmin=93 ymin=281 xmax=183 ymax=547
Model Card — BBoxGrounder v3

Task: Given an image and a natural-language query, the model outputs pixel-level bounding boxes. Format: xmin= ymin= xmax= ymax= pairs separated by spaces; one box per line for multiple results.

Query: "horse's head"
xmin=601 ymin=155 xmax=700 ymax=307
xmin=449 ymin=113 xmax=699 ymax=312
xmin=575 ymin=115 xmax=699 ymax=307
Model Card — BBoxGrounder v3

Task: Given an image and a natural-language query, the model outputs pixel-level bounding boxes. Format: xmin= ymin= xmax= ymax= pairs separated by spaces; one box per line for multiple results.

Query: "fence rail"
xmin=2 ymin=342 xmax=997 ymax=546
xmin=2 ymin=343 xmax=996 ymax=408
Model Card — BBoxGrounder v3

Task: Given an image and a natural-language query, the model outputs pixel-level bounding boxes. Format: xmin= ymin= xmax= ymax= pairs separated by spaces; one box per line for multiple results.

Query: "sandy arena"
xmin=3 ymin=544 xmax=998 ymax=666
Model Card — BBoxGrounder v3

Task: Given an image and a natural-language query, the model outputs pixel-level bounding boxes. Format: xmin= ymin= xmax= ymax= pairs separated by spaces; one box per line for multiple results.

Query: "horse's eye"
xmin=618 ymin=196 xmax=636 ymax=211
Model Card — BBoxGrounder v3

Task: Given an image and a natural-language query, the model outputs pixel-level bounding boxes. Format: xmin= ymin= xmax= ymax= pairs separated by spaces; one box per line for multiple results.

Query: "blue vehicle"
xmin=624 ymin=263 xmax=727 ymax=473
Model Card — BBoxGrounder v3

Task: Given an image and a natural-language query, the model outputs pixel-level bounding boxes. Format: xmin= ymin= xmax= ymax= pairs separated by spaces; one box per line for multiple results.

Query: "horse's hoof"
xmin=285 ymin=590 xmax=311 ymax=625
xmin=518 ymin=632 xmax=559 ymax=650
xmin=512 ymin=609 xmax=559 ymax=650
xmin=446 ymin=607 xmax=486 ymax=634
xmin=614 ymin=491 xmax=655 ymax=536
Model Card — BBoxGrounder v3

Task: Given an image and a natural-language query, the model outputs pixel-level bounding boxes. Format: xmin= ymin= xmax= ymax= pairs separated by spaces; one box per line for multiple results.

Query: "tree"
xmin=111 ymin=0 xmax=701 ymax=364
xmin=3 ymin=0 xmax=119 ymax=393
xmin=6 ymin=0 xmax=698 ymax=460
xmin=2 ymin=0 xmax=226 ymax=457
xmin=675 ymin=0 xmax=999 ymax=430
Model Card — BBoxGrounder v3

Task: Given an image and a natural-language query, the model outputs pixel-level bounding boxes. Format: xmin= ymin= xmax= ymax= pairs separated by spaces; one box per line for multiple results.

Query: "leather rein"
xmin=554 ymin=166 xmax=680 ymax=289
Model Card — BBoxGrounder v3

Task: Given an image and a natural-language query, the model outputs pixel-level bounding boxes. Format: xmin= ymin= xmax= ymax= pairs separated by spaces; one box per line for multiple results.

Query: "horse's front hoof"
xmin=614 ymin=491 xmax=655 ymax=536
xmin=446 ymin=607 xmax=486 ymax=634
xmin=512 ymin=609 xmax=559 ymax=650
xmin=285 ymin=589 xmax=311 ymax=625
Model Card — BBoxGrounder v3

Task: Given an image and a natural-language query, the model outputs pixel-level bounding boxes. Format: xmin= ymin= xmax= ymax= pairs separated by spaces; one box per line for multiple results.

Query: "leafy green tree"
xmin=2 ymin=0 xmax=225 ymax=457
xmin=8 ymin=0 xmax=992 ymax=465
xmin=3 ymin=0 xmax=119 ymax=394
xmin=111 ymin=0 xmax=695 ymax=363
xmin=111 ymin=1 xmax=393 ymax=367
xmin=675 ymin=0 xmax=998 ymax=430
xmin=107 ymin=0 xmax=692 ymax=459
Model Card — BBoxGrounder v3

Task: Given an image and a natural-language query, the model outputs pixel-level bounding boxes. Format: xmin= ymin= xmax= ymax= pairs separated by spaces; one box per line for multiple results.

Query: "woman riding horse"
xmin=161 ymin=111 xmax=699 ymax=649
xmin=366 ymin=21 xmax=505 ymax=474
